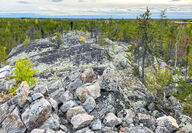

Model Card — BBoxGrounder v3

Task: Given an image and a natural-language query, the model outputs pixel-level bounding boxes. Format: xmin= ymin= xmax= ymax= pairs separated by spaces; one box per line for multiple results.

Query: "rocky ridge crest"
xmin=0 ymin=31 xmax=191 ymax=133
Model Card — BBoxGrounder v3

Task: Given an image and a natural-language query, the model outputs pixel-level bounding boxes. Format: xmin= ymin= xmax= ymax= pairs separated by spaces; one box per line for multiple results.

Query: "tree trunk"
xmin=174 ymin=42 xmax=178 ymax=68
xmin=142 ymin=47 xmax=147 ymax=83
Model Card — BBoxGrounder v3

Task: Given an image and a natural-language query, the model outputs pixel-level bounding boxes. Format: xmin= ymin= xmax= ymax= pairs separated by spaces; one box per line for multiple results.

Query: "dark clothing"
xmin=70 ymin=21 xmax=73 ymax=30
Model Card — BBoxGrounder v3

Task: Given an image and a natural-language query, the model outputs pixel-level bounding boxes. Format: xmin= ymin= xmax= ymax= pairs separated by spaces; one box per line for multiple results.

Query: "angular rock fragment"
xmin=60 ymin=100 xmax=77 ymax=113
xmin=103 ymin=113 xmax=122 ymax=127
xmin=75 ymin=127 xmax=94 ymax=133
xmin=2 ymin=107 xmax=26 ymax=133
xmin=82 ymin=96 xmax=96 ymax=113
xmin=31 ymin=129 xmax=46 ymax=133
xmin=80 ymin=68 xmax=95 ymax=83
xmin=11 ymin=81 xmax=30 ymax=107
xmin=76 ymin=82 xmax=100 ymax=102
xmin=66 ymin=106 xmax=86 ymax=120
xmin=22 ymin=98 xmax=52 ymax=131
xmin=71 ymin=113 xmax=94 ymax=129
xmin=90 ymin=119 xmax=102 ymax=131
xmin=156 ymin=116 xmax=179 ymax=133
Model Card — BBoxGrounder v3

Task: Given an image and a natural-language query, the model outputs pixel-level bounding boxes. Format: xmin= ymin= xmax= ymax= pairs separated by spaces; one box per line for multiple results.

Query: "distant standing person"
xmin=70 ymin=21 xmax=73 ymax=30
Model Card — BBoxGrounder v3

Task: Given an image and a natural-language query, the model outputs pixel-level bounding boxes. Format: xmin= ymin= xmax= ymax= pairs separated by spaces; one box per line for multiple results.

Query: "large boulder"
xmin=40 ymin=113 xmax=60 ymax=130
xmin=66 ymin=106 xmax=86 ymax=120
xmin=76 ymin=82 xmax=101 ymax=102
xmin=90 ymin=119 xmax=102 ymax=131
xmin=21 ymin=98 xmax=52 ymax=131
xmin=100 ymin=68 xmax=119 ymax=92
xmin=71 ymin=113 xmax=94 ymax=129
xmin=138 ymin=113 xmax=156 ymax=131
xmin=0 ymin=102 xmax=9 ymax=123
xmin=50 ymin=89 xmax=73 ymax=104
xmin=103 ymin=113 xmax=122 ymax=127
xmin=82 ymin=96 xmax=96 ymax=113
xmin=1 ymin=107 xmax=26 ymax=133
xmin=11 ymin=81 xmax=30 ymax=107
xmin=60 ymin=100 xmax=77 ymax=113
xmin=80 ymin=68 xmax=95 ymax=83
xmin=118 ymin=109 xmax=135 ymax=126
xmin=155 ymin=116 xmax=179 ymax=133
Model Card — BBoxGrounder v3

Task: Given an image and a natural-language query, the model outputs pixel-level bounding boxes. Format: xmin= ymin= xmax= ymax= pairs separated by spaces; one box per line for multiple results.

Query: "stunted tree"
xmin=136 ymin=7 xmax=154 ymax=83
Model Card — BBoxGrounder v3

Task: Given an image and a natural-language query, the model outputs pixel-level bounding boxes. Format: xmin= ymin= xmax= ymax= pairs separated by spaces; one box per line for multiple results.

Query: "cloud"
xmin=52 ymin=0 xmax=63 ymax=2
xmin=17 ymin=1 xmax=30 ymax=4
xmin=170 ymin=0 xmax=181 ymax=2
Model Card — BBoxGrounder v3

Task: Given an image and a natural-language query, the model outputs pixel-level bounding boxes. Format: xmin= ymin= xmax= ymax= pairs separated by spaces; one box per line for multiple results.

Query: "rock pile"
xmin=0 ymin=67 xmax=191 ymax=133
xmin=0 ymin=31 xmax=191 ymax=133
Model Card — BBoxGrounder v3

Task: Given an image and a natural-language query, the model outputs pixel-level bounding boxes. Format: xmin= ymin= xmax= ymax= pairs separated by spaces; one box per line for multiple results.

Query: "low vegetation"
xmin=9 ymin=58 xmax=37 ymax=93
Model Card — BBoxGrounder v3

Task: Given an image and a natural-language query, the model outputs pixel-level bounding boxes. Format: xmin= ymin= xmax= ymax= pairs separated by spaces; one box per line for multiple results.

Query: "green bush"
xmin=55 ymin=32 xmax=62 ymax=45
xmin=146 ymin=65 xmax=173 ymax=103
xmin=49 ymin=32 xmax=62 ymax=45
xmin=175 ymin=68 xmax=192 ymax=106
xmin=23 ymin=36 xmax=30 ymax=47
xmin=10 ymin=58 xmax=37 ymax=93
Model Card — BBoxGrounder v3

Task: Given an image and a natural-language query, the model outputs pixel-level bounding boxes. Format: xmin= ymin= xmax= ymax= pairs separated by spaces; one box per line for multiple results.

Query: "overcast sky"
xmin=0 ymin=0 xmax=192 ymax=18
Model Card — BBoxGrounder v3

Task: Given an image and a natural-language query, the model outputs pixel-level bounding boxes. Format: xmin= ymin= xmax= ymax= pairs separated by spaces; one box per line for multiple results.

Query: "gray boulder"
xmin=138 ymin=113 xmax=156 ymax=131
xmin=32 ymin=93 xmax=44 ymax=101
xmin=90 ymin=119 xmax=102 ymax=131
xmin=118 ymin=109 xmax=135 ymax=126
xmin=31 ymin=129 xmax=46 ymax=133
xmin=82 ymin=96 xmax=96 ymax=113
xmin=0 ymin=102 xmax=9 ymax=123
xmin=76 ymin=82 xmax=101 ymax=102
xmin=71 ymin=113 xmax=94 ymax=129
xmin=22 ymin=98 xmax=52 ymax=131
xmin=60 ymin=100 xmax=77 ymax=113
xmin=155 ymin=116 xmax=179 ymax=133
xmin=66 ymin=106 xmax=86 ymax=120
xmin=11 ymin=81 xmax=30 ymax=107
xmin=80 ymin=68 xmax=95 ymax=83
xmin=103 ymin=113 xmax=122 ymax=127
xmin=40 ymin=113 xmax=60 ymax=130
xmin=1 ymin=107 xmax=26 ymax=133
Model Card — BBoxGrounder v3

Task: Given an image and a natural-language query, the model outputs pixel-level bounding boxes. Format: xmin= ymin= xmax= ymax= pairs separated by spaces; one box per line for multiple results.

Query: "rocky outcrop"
xmin=0 ymin=31 xmax=191 ymax=133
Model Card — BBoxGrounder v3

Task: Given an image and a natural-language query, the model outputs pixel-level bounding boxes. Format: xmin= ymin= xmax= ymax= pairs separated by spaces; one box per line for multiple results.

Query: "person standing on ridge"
xmin=70 ymin=21 xmax=73 ymax=30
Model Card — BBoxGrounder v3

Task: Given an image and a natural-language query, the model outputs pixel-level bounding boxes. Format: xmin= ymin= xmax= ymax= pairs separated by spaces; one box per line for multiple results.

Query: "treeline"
xmin=0 ymin=15 xmax=191 ymax=64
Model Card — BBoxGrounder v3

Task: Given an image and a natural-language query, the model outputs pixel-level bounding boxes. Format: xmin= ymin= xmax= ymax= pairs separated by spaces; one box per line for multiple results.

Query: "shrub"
xmin=23 ymin=36 xmax=30 ymax=47
xmin=49 ymin=32 xmax=62 ymax=45
xmin=11 ymin=58 xmax=37 ymax=93
xmin=0 ymin=46 xmax=8 ymax=65
xmin=146 ymin=65 xmax=173 ymax=103
xmin=175 ymin=68 xmax=192 ymax=107
xmin=55 ymin=32 xmax=62 ymax=45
